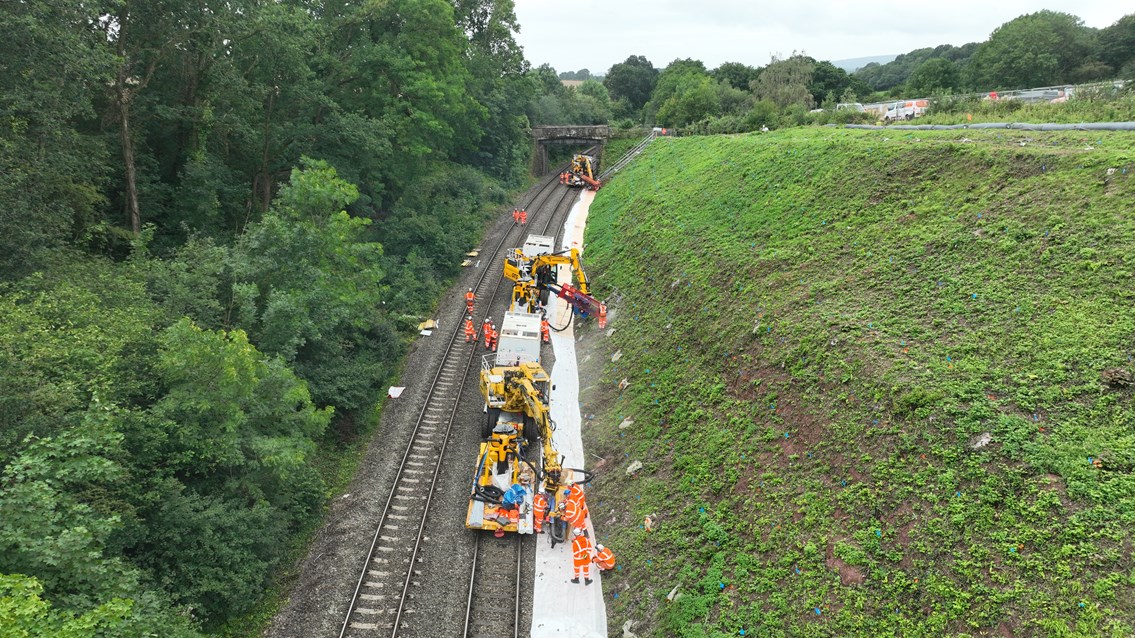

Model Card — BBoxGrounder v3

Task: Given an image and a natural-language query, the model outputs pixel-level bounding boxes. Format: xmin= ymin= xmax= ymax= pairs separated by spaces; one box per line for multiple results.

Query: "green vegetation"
xmin=0 ymin=0 xmax=533 ymax=635
xmin=584 ymin=129 xmax=1135 ymax=636
xmin=548 ymin=11 xmax=1135 ymax=135
xmin=859 ymin=11 xmax=1134 ymax=94
xmin=923 ymin=87 xmax=1135 ymax=124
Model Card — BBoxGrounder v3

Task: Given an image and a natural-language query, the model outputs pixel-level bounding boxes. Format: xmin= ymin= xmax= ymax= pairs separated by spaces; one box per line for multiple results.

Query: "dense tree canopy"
xmin=711 ymin=62 xmax=760 ymax=91
xmin=1098 ymin=14 xmax=1135 ymax=79
xmin=967 ymin=11 xmax=1103 ymax=89
xmin=854 ymin=43 xmax=978 ymax=91
xmin=0 ymin=0 xmax=534 ymax=633
xmin=907 ymin=58 xmax=962 ymax=94
xmin=603 ymin=55 xmax=659 ymax=112
xmin=3 ymin=4 xmax=1134 ymax=635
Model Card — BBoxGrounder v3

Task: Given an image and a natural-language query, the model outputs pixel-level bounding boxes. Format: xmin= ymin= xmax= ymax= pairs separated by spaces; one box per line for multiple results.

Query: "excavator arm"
xmin=503 ymin=246 xmax=607 ymax=325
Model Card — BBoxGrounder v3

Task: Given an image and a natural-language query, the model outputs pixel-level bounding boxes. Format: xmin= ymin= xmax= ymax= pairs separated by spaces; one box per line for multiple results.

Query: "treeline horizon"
xmin=526 ymin=10 xmax=1134 ymax=132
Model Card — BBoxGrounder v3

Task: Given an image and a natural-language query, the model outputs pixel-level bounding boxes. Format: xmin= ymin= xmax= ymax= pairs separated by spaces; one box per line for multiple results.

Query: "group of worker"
xmin=530 ymin=482 xmax=616 ymax=584
xmin=462 ymin=289 xmax=500 ymax=350
xmin=512 ymin=208 xmax=528 ymax=225
xmin=463 ymin=315 xmax=495 ymax=350
xmin=463 ymin=289 xmax=552 ymax=350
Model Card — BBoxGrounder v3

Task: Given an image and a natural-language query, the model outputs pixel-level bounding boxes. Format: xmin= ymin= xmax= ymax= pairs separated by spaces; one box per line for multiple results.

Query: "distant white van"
xmin=836 ymin=102 xmax=866 ymax=112
xmin=883 ymin=99 xmax=929 ymax=121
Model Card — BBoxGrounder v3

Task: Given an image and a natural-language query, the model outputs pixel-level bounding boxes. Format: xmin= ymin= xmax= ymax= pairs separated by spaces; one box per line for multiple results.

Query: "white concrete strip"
xmin=531 ymin=189 xmax=606 ymax=638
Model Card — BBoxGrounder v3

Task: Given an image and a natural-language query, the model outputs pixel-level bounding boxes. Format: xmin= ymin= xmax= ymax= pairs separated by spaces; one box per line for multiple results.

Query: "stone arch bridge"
xmin=531 ymin=125 xmax=609 ymax=175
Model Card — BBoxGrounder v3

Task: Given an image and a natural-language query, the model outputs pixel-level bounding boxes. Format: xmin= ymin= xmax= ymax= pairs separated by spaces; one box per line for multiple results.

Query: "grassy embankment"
xmin=582 ymin=128 xmax=1135 ymax=636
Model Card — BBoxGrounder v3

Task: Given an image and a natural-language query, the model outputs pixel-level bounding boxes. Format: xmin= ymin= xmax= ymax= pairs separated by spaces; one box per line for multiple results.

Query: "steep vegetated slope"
xmin=582 ymin=129 xmax=1135 ymax=636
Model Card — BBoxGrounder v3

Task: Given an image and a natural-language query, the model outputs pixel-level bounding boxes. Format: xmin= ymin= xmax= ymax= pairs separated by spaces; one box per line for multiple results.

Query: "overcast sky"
xmin=513 ymin=2 xmax=1130 ymax=74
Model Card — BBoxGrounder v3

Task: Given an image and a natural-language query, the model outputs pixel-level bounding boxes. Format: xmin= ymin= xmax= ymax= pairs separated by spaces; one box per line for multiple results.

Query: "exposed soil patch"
xmin=826 ymin=543 xmax=866 ymax=586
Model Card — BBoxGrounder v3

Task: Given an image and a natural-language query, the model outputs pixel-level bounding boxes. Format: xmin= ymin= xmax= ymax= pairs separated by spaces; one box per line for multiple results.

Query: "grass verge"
xmin=582 ymin=128 xmax=1135 ymax=636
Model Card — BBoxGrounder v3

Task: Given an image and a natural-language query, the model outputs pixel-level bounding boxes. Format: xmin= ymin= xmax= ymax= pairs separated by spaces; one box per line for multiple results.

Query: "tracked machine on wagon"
xmin=559 ymin=154 xmax=601 ymax=190
xmin=466 ymin=316 xmax=591 ymax=545
xmin=502 ymin=234 xmax=607 ymax=328
xmin=464 ymin=234 xmax=603 ymax=544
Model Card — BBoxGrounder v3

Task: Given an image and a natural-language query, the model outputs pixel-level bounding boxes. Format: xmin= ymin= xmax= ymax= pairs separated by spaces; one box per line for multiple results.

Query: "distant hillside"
xmin=832 ymin=54 xmax=897 ymax=72
xmin=584 ymin=129 xmax=1135 ymax=636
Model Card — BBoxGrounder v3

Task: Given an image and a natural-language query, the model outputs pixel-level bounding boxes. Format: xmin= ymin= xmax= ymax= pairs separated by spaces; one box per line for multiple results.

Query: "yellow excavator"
xmin=559 ymin=154 xmax=601 ymax=190
xmin=503 ymin=241 xmax=606 ymax=327
xmin=466 ymin=358 xmax=589 ymax=545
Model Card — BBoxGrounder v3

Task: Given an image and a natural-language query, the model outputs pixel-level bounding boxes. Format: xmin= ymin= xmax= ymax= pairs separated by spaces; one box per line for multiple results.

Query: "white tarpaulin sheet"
xmin=531 ymin=190 xmax=607 ymax=638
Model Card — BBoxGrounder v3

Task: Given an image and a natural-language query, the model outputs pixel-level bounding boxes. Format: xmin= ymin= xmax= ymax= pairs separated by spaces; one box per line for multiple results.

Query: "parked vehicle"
xmin=883 ymin=99 xmax=929 ymax=122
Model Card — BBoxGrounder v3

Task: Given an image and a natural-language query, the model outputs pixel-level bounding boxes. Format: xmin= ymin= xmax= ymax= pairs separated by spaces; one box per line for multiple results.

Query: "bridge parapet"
xmin=531 ymin=125 xmax=609 ymax=174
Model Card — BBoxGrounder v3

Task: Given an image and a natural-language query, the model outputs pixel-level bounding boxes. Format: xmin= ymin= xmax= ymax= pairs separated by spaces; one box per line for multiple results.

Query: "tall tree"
xmin=754 ymin=53 xmax=815 ymax=109
xmin=907 ymin=58 xmax=961 ymax=94
xmin=229 ymin=159 xmax=390 ymax=411
xmin=604 ymin=55 xmax=658 ymax=112
xmin=643 ymin=58 xmax=708 ymax=123
xmin=967 ymin=11 xmax=1100 ymax=89
xmin=1099 ymin=14 xmax=1135 ymax=78
xmin=808 ymin=59 xmax=868 ymax=106
xmin=0 ymin=1 xmax=113 ymax=276
xmin=450 ymin=0 xmax=532 ymax=182
xmin=321 ymin=0 xmax=484 ymax=205
xmin=712 ymin=62 xmax=760 ymax=91
xmin=96 ymin=2 xmax=182 ymax=235
xmin=654 ymin=75 xmax=720 ymax=127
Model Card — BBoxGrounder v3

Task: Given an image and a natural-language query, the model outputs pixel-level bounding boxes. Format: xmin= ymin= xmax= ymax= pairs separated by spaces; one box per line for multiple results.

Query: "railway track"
xmin=339 ymin=168 xmax=582 ymax=637
xmin=456 ymin=178 xmax=584 ymax=638
xmin=462 ymin=534 xmax=523 ymax=638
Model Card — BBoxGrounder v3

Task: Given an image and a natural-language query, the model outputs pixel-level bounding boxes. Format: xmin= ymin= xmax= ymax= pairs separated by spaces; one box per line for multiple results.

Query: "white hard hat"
xmin=597 ymin=543 xmax=605 ymax=550
xmin=573 ymin=527 xmax=584 ymax=536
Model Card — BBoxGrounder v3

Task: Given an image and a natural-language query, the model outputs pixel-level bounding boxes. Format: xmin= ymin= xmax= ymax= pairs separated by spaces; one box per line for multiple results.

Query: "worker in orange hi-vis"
xmin=489 ymin=324 xmax=499 ymax=352
xmin=570 ymin=528 xmax=594 ymax=584
xmin=540 ymin=315 xmax=550 ymax=343
xmin=533 ymin=491 xmax=549 ymax=533
xmin=565 ymin=483 xmax=588 ymax=515
xmin=562 ymin=490 xmax=588 ymax=530
xmin=464 ymin=288 xmax=475 ymax=313
xmin=463 ymin=316 xmax=476 ymax=343
xmin=519 ymin=208 xmax=527 ymax=225
xmin=483 ymin=320 xmax=493 ymax=349
xmin=512 ymin=208 xmax=520 ymax=224
xmin=593 ymin=543 xmax=616 ymax=572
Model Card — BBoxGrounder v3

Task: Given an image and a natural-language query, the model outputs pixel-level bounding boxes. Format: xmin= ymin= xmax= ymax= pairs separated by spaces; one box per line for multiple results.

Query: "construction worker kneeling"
xmin=593 ymin=543 xmax=616 ymax=572
xmin=570 ymin=528 xmax=593 ymax=585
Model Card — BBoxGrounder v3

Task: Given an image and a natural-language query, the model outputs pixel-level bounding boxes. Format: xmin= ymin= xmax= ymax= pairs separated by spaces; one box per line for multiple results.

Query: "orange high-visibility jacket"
xmin=594 ymin=546 xmax=615 ymax=570
xmin=565 ymin=485 xmax=588 ymax=522
xmin=563 ymin=498 xmax=587 ymax=529
xmin=533 ymin=492 xmax=548 ymax=520
xmin=571 ymin=535 xmax=593 ymax=566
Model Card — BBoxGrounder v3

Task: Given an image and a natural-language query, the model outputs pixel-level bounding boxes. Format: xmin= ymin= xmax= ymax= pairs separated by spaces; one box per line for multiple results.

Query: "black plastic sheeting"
xmin=845 ymin=122 xmax=1135 ymax=131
